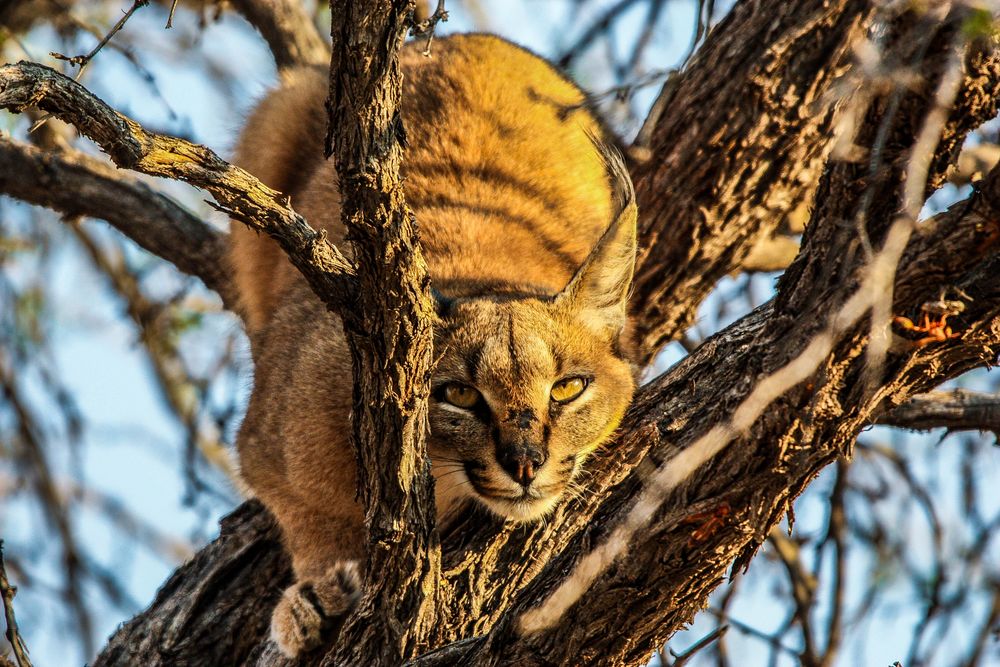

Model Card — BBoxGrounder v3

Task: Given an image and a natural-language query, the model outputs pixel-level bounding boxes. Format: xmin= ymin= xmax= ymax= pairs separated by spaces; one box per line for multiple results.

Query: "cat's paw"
xmin=270 ymin=561 xmax=362 ymax=658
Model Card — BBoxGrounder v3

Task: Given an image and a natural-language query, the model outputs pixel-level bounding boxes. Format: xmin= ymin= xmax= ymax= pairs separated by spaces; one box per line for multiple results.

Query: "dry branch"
xmin=878 ymin=389 xmax=1000 ymax=434
xmin=628 ymin=0 xmax=873 ymax=363
xmin=90 ymin=502 xmax=288 ymax=667
xmin=0 ymin=542 xmax=31 ymax=667
xmin=0 ymin=137 xmax=234 ymax=306
xmin=0 ymin=61 xmax=357 ymax=315
xmin=229 ymin=0 xmax=328 ymax=72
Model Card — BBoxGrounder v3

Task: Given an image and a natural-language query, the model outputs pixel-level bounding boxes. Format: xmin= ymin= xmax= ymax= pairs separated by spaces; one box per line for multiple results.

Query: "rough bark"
xmin=2 ymin=1 xmax=998 ymax=666
xmin=627 ymin=0 xmax=872 ymax=364
xmin=324 ymin=1 xmax=440 ymax=665
xmin=90 ymin=502 xmax=286 ymax=667
xmin=878 ymin=389 xmax=1000 ymax=434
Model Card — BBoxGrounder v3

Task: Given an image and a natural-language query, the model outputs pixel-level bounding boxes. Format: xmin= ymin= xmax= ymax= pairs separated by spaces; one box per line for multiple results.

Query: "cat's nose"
xmin=499 ymin=446 xmax=547 ymax=487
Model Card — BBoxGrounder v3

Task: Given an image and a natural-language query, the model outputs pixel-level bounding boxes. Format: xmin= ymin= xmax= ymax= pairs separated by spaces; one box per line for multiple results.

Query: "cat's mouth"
xmin=462 ymin=461 xmax=563 ymax=522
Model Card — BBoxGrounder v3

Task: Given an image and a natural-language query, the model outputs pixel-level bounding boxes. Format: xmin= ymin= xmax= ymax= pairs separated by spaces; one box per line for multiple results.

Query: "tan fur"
xmin=231 ymin=34 xmax=638 ymax=657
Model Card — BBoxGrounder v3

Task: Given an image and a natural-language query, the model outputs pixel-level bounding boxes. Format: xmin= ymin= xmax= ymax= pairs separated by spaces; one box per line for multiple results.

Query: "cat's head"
xmin=429 ymin=150 xmax=638 ymax=522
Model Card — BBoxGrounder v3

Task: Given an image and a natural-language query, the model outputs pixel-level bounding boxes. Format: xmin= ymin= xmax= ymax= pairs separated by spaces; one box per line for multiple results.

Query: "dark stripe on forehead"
xmin=465 ymin=343 xmax=485 ymax=385
xmin=550 ymin=347 xmax=565 ymax=379
xmin=507 ymin=313 xmax=522 ymax=380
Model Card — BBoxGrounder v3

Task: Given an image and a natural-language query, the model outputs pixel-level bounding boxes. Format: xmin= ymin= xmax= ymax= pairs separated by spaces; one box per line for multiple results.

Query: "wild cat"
xmin=230 ymin=33 xmax=639 ymax=657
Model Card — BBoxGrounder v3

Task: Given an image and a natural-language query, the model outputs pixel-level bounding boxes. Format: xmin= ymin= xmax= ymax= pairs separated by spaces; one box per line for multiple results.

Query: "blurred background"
xmin=0 ymin=1 xmax=998 ymax=665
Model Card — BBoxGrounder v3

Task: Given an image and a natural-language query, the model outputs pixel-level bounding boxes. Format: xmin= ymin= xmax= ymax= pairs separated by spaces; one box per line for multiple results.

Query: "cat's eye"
xmin=550 ymin=377 xmax=588 ymax=404
xmin=443 ymin=383 xmax=481 ymax=409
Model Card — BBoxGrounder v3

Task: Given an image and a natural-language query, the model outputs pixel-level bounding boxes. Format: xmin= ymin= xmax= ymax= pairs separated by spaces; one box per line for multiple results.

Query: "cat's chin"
xmin=476 ymin=491 xmax=562 ymax=523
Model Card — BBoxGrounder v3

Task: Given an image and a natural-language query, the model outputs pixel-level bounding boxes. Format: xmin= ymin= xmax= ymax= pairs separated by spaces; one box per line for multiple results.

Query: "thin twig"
xmin=165 ymin=0 xmax=180 ymax=28
xmin=410 ymin=0 xmax=448 ymax=56
xmin=668 ymin=625 xmax=728 ymax=666
xmin=0 ymin=542 xmax=32 ymax=667
xmin=50 ymin=0 xmax=150 ymax=77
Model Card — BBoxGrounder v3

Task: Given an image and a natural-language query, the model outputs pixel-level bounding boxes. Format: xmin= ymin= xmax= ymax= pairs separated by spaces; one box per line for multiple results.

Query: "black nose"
xmin=499 ymin=447 xmax=547 ymax=486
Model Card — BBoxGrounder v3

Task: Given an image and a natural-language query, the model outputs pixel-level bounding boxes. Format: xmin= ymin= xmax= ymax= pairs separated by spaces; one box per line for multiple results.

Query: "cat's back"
xmin=230 ymin=34 xmax=614 ymax=329
xmin=399 ymin=34 xmax=613 ymax=296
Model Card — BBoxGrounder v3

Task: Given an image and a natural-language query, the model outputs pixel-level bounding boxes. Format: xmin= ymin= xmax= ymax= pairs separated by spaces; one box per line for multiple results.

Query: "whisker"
xmin=440 ymin=479 xmax=473 ymax=495
xmin=435 ymin=468 xmax=468 ymax=480
xmin=432 ymin=456 xmax=467 ymax=464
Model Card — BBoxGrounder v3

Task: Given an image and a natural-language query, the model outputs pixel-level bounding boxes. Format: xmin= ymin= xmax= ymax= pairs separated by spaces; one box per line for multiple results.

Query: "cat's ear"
xmin=554 ymin=144 xmax=637 ymax=337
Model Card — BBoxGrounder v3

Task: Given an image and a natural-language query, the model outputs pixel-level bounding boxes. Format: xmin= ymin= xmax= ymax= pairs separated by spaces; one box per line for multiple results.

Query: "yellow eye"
xmin=550 ymin=377 xmax=588 ymax=404
xmin=443 ymin=383 xmax=481 ymax=409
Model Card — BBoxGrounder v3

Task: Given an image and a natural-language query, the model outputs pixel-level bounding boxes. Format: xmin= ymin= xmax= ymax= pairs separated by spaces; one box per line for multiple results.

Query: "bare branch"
xmin=0 ymin=542 xmax=31 ymax=667
xmin=877 ymin=389 xmax=1000 ymax=434
xmin=628 ymin=0 xmax=874 ymax=363
xmin=229 ymin=0 xmax=329 ymax=72
xmin=409 ymin=0 xmax=448 ymax=56
xmin=50 ymin=0 xmax=149 ymax=76
xmin=0 ymin=61 xmax=358 ymax=314
xmin=0 ymin=137 xmax=235 ymax=307
xmin=91 ymin=502 xmax=290 ymax=667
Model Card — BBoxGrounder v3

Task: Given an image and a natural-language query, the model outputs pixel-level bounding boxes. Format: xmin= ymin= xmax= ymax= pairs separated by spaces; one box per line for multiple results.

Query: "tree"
xmin=1 ymin=0 xmax=1000 ymax=665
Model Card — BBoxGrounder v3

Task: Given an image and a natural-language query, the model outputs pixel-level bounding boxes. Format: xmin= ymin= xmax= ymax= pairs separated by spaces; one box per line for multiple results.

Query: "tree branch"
xmin=91 ymin=501 xmax=290 ymax=667
xmin=229 ymin=0 xmax=328 ymax=72
xmin=877 ymin=389 xmax=1000 ymax=435
xmin=0 ymin=136 xmax=235 ymax=307
xmin=0 ymin=61 xmax=357 ymax=314
xmin=323 ymin=1 xmax=440 ymax=664
xmin=628 ymin=0 xmax=873 ymax=363
xmin=0 ymin=542 xmax=31 ymax=667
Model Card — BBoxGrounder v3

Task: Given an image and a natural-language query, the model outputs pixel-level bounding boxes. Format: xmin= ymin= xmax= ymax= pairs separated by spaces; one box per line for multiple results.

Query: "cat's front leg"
xmin=270 ymin=561 xmax=362 ymax=658
xmin=261 ymin=494 xmax=365 ymax=658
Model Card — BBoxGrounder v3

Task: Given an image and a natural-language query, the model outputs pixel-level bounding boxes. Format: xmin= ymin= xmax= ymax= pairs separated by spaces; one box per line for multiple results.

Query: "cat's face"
xmin=429 ymin=189 xmax=638 ymax=522
xmin=429 ymin=298 xmax=636 ymax=521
